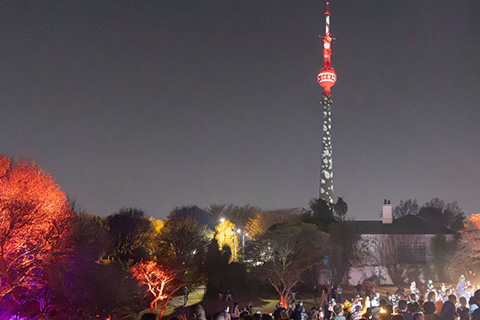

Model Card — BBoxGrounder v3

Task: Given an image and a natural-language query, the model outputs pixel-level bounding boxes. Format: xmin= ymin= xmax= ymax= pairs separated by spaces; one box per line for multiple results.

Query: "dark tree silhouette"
xmin=333 ymin=197 xmax=349 ymax=220
xmin=251 ymin=223 xmax=329 ymax=306
xmin=328 ymin=220 xmax=360 ymax=283
xmin=418 ymin=198 xmax=465 ymax=232
xmin=106 ymin=208 xmax=154 ymax=264
xmin=154 ymin=216 xmax=208 ymax=287
xmin=393 ymin=199 xmax=419 ymax=219
xmin=169 ymin=205 xmax=213 ymax=228
xmin=303 ymin=198 xmax=335 ymax=231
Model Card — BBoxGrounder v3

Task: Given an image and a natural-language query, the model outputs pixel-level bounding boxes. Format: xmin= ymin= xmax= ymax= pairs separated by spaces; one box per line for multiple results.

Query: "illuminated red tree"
xmin=470 ymin=214 xmax=480 ymax=230
xmin=131 ymin=260 xmax=181 ymax=318
xmin=0 ymin=155 xmax=72 ymax=302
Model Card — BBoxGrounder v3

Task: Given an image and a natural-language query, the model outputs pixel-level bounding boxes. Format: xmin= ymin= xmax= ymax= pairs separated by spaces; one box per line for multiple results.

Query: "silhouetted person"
xmin=191 ymin=304 xmax=207 ymax=320
xmin=398 ymin=300 xmax=413 ymax=320
xmin=439 ymin=301 xmax=457 ymax=320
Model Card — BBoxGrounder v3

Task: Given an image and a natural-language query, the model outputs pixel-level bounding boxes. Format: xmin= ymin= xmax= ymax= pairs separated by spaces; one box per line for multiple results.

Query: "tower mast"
xmin=317 ymin=1 xmax=337 ymax=204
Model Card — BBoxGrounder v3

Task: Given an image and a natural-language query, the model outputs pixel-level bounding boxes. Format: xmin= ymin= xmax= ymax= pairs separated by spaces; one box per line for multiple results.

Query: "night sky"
xmin=1 ymin=1 xmax=479 ymax=220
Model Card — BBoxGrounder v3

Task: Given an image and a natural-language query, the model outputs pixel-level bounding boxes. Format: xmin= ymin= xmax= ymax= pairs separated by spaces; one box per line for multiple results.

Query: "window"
xmin=396 ymin=243 xmax=426 ymax=263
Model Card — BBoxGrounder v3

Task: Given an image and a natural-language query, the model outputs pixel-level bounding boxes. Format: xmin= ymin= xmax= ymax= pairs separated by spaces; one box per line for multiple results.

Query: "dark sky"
xmin=1 ymin=1 xmax=479 ymax=220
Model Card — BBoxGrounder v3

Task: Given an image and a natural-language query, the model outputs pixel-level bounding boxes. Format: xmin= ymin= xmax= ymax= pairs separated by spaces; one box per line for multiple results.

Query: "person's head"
xmin=440 ymin=301 xmax=457 ymax=318
xmin=391 ymin=315 xmax=405 ymax=320
xmin=410 ymin=294 xmax=417 ymax=301
xmin=412 ymin=313 xmax=424 ymax=320
xmin=445 ymin=288 xmax=452 ymax=296
xmin=423 ymin=302 xmax=435 ymax=315
xmin=460 ymin=297 xmax=467 ymax=307
xmin=412 ymin=302 xmax=421 ymax=313
xmin=407 ymin=303 xmax=415 ymax=313
xmin=262 ymin=314 xmax=273 ymax=320
xmin=191 ymin=304 xmax=207 ymax=320
xmin=333 ymin=304 xmax=344 ymax=316
xmin=141 ymin=314 xmax=157 ymax=320
xmin=398 ymin=300 xmax=408 ymax=311
xmin=427 ymin=291 xmax=436 ymax=302
xmin=448 ymin=294 xmax=457 ymax=304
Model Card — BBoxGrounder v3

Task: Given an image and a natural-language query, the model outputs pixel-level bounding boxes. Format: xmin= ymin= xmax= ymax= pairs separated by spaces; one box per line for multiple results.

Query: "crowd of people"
xmin=139 ymin=276 xmax=480 ymax=320
xmin=311 ymin=276 xmax=480 ymax=320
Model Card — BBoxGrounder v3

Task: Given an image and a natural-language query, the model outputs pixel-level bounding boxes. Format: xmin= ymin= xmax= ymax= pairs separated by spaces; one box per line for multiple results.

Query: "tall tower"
xmin=317 ymin=1 xmax=337 ymax=204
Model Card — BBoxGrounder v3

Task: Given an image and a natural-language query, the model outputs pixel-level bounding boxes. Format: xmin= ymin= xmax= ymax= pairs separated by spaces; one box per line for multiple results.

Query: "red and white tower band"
xmin=317 ymin=1 xmax=337 ymax=204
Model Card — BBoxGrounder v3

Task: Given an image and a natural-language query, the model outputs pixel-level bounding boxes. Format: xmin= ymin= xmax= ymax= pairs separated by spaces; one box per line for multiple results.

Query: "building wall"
xmin=346 ymin=233 xmax=456 ymax=285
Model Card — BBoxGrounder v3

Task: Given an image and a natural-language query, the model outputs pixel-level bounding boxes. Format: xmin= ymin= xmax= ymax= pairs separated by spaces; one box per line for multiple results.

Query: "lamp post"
xmin=231 ymin=229 xmax=244 ymax=261
xmin=237 ymin=229 xmax=242 ymax=261
xmin=232 ymin=229 xmax=236 ymax=261
xmin=236 ymin=229 xmax=248 ymax=261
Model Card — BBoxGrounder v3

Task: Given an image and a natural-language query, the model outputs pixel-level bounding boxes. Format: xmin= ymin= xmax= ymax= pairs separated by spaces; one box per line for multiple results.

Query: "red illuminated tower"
xmin=317 ymin=1 xmax=337 ymax=204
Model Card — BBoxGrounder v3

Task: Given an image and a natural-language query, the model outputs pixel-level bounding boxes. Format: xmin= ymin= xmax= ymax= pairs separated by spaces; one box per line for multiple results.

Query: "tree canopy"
xmin=251 ymin=223 xmax=329 ymax=306
xmin=0 ymin=156 xmax=72 ymax=302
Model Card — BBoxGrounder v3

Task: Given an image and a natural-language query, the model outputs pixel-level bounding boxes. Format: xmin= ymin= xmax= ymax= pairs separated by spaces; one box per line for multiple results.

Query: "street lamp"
xmin=232 ymin=228 xmax=237 ymax=261
xmin=236 ymin=229 xmax=248 ymax=260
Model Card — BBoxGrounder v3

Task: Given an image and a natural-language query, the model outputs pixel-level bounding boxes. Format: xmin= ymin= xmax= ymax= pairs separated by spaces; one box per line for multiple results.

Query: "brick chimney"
xmin=382 ymin=199 xmax=393 ymax=224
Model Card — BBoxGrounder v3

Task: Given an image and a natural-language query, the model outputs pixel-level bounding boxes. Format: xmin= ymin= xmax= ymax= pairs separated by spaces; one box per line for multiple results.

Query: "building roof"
xmin=352 ymin=215 xmax=456 ymax=235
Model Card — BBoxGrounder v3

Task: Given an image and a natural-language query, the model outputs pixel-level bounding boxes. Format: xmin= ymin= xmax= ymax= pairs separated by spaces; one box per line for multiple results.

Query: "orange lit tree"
xmin=215 ymin=219 xmax=238 ymax=260
xmin=0 ymin=155 xmax=72 ymax=302
xmin=447 ymin=214 xmax=480 ymax=278
xmin=470 ymin=214 xmax=480 ymax=230
xmin=131 ymin=260 xmax=182 ymax=319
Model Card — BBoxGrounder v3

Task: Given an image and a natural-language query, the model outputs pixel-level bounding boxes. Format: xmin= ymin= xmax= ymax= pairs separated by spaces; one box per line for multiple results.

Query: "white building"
xmin=347 ymin=200 xmax=457 ymax=285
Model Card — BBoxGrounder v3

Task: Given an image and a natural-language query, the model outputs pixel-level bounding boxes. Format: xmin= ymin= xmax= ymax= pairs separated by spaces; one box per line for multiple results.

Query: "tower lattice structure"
xmin=317 ymin=1 xmax=337 ymax=204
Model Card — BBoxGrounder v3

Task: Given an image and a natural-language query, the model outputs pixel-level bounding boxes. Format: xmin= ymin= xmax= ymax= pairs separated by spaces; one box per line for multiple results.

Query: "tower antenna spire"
xmin=317 ymin=1 xmax=337 ymax=204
